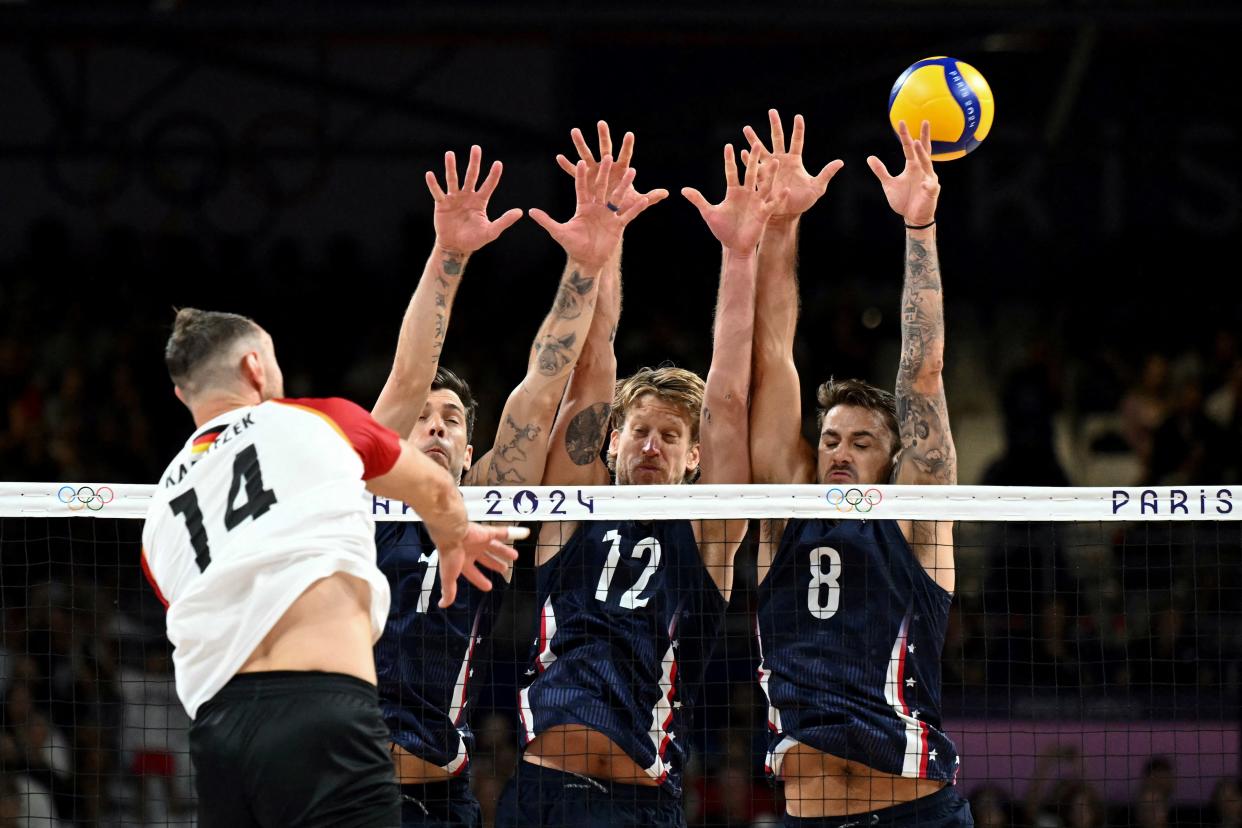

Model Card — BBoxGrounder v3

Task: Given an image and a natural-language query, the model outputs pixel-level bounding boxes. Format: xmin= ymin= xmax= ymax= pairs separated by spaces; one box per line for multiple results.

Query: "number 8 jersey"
xmin=755 ymin=518 xmax=959 ymax=782
xmin=141 ymin=398 xmax=402 ymax=719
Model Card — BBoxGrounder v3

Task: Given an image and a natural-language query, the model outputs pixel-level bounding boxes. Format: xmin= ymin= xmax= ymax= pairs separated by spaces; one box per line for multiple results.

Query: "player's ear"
xmin=461 ymin=444 xmax=475 ymax=476
xmin=240 ymin=349 xmax=264 ymax=393
xmin=173 ymin=384 xmax=188 ymax=407
xmin=685 ymin=441 xmax=701 ymax=473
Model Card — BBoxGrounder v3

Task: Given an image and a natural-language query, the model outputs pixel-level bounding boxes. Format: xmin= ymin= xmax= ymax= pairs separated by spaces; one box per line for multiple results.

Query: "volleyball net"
xmin=0 ymin=483 xmax=1238 ymax=826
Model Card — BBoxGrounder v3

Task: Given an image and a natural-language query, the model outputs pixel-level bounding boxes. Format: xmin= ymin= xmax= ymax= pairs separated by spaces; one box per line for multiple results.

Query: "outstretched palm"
xmin=742 ymin=110 xmax=843 ymax=220
xmin=530 ymin=156 xmax=654 ymax=270
xmin=867 ymin=120 xmax=941 ymax=227
xmin=426 ymin=145 xmax=523 ymax=254
xmin=557 ymin=120 xmax=669 ymax=214
xmin=683 ymin=144 xmax=789 ymax=253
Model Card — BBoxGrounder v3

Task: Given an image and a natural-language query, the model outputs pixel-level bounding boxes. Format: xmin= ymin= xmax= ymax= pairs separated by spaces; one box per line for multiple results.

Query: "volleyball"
xmin=888 ymin=56 xmax=994 ymax=161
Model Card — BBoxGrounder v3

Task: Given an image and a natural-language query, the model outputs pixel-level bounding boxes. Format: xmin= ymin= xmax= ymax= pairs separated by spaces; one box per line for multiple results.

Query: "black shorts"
xmin=782 ymin=785 xmax=974 ymax=828
xmin=495 ymin=761 xmax=685 ymax=828
xmin=190 ymin=671 xmax=400 ymax=828
xmin=399 ymin=777 xmax=481 ymax=828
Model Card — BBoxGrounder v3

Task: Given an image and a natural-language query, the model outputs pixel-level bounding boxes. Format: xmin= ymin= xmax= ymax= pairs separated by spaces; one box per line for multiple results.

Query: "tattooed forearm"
xmin=894 ymin=231 xmax=956 ymax=485
xmin=442 ymin=254 xmax=463 ymax=276
xmin=565 ymin=402 xmax=612 ymax=465
xmin=533 ymin=332 xmax=577 ymax=376
xmin=894 ymin=392 xmax=956 ymax=484
xmin=495 ymin=415 xmax=542 ymax=465
xmin=897 ymin=235 xmax=944 ymax=385
xmin=553 ymin=270 xmax=596 ymax=320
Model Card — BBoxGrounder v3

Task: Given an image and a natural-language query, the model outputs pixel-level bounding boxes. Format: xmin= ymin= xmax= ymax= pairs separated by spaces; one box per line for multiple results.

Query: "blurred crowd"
xmin=2 ymin=220 xmax=1241 ymax=826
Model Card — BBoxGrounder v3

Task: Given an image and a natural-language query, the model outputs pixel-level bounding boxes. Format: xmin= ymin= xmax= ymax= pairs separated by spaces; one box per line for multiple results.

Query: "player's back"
xmin=756 ymin=518 xmax=958 ymax=781
xmin=517 ymin=519 xmax=727 ymax=793
xmin=142 ymin=397 xmax=394 ymax=719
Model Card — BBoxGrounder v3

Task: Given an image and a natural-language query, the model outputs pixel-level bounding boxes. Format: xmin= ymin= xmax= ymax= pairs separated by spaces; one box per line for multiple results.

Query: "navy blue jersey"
xmin=756 ymin=518 xmax=958 ymax=782
xmin=374 ymin=522 xmax=506 ymax=775
xmin=516 ymin=520 xmax=728 ymax=795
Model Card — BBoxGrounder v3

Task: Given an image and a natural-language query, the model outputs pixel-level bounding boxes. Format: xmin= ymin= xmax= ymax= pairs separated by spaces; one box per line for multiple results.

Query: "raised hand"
xmin=530 ymin=156 xmax=654 ymax=270
xmin=682 ymin=143 xmax=790 ymax=253
xmin=435 ymin=524 xmax=527 ymax=608
xmin=556 ymin=121 xmax=669 ymax=214
xmin=866 ymin=120 xmax=941 ymax=227
xmin=426 ymin=145 xmax=524 ymax=255
xmin=741 ymin=109 xmax=843 ymax=221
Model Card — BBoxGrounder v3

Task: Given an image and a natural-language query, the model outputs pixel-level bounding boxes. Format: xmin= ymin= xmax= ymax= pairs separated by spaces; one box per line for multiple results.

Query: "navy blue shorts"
xmin=783 ymin=785 xmax=974 ymax=828
xmin=496 ymin=761 xmax=684 ymax=828
xmin=399 ymin=777 xmax=481 ymax=828
xmin=190 ymin=671 xmax=399 ymax=828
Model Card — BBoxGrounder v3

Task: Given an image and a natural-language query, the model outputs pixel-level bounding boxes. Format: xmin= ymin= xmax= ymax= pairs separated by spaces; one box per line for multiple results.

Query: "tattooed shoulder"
xmin=565 ymin=402 xmax=612 ymax=466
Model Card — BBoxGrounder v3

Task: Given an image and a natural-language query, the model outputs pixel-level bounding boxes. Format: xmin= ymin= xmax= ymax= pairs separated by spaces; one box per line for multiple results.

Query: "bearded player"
xmin=746 ymin=112 xmax=971 ymax=826
xmin=496 ymin=123 xmax=786 ymax=827
xmin=367 ymin=145 xmax=657 ymax=827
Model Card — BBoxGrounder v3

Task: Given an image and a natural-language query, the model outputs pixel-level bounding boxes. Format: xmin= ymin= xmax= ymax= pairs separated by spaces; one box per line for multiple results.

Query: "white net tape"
xmin=5 ymin=481 xmax=1239 ymax=522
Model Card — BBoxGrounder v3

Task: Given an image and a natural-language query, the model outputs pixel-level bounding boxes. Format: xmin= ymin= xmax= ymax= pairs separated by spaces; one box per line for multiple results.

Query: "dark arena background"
xmin=1 ymin=2 xmax=1241 ymax=827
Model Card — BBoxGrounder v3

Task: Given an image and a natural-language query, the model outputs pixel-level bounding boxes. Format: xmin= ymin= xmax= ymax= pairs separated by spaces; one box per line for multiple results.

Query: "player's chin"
xmin=628 ymin=467 xmax=669 ymax=486
xmin=422 ymin=448 xmax=452 ymax=472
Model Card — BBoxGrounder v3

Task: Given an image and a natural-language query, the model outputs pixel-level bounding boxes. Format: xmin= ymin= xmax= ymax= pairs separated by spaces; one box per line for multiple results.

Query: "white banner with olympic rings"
xmin=1 ymin=482 xmax=1239 ymax=522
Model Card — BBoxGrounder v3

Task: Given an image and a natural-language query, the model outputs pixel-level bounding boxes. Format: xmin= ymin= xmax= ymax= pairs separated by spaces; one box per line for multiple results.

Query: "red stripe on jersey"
xmin=140 ymin=547 xmax=169 ymax=609
xmin=275 ymin=397 xmax=401 ymax=479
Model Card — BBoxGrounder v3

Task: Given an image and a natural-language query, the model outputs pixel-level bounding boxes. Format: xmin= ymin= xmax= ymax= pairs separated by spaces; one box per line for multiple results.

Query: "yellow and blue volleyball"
xmin=888 ymin=57 xmax=994 ymax=161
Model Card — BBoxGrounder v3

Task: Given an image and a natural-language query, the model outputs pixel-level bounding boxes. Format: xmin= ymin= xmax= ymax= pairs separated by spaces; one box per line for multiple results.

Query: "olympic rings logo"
xmin=58 ymin=485 xmax=115 ymax=512
xmin=825 ymin=487 xmax=883 ymax=513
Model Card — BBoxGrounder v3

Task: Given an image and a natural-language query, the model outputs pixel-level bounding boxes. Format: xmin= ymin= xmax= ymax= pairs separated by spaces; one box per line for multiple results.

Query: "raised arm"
xmin=371 ymin=146 xmax=522 ymax=435
xmin=683 ymin=142 xmax=788 ymax=486
xmin=742 ymin=111 xmax=844 ymax=484
xmin=467 ymin=125 xmax=664 ymax=487
xmin=538 ymin=122 xmax=666 ymax=488
xmin=868 ymin=120 xmax=956 ymax=485
xmin=365 ymin=440 xmax=523 ymax=606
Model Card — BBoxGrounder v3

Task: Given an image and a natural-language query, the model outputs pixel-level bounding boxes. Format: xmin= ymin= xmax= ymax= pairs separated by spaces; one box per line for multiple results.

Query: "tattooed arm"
xmin=372 ymin=145 xmax=522 ymax=434
xmin=892 ymin=227 xmax=955 ymax=485
xmin=539 ymin=245 xmax=622 ymax=489
xmin=742 ymin=110 xmax=843 ymax=485
xmin=462 ymin=261 xmax=602 ymax=486
xmin=534 ymin=122 xmax=663 ymax=489
xmin=868 ymin=120 xmax=956 ymax=486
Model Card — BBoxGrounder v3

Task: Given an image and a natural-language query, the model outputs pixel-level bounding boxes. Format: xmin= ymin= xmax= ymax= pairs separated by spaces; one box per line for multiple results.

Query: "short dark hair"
xmin=432 ymin=366 xmax=477 ymax=441
xmin=815 ymin=377 xmax=900 ymax=457
xmin=165 ymin=308 xmax=261 ymax=395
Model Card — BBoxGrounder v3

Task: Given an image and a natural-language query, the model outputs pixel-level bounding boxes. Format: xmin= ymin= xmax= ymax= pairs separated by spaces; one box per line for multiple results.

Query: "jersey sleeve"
xmin=277 ymin=397 xmax=402 ymax=480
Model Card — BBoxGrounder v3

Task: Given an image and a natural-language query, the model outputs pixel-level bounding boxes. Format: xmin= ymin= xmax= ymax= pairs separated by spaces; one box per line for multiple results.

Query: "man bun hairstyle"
xmin=165 ymin=308 xmax=261 ymax=398
xmin=815 ymin=377 xmax=901 ymax=458
xmin=432 ymin=365 xmax=478 ymax=442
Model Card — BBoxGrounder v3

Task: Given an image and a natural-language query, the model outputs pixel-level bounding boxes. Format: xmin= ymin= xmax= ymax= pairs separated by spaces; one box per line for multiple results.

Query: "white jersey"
xmin=141 ymin=397 xmax=402 ymax=718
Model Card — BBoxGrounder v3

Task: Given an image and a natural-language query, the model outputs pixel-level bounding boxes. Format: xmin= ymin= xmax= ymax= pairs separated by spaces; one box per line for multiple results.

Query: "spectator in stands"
xmin=1131 ymin=782 xmax=1171 ymax=828
xmin=982 ymin=353 xmax=1069 ymax=487
xmin=1147 ymin=375 xmax=1228 ymax=485
xmin=0 ymin=730 xmax=63 ymax=827
xmin=1056 ymin=780 xmax=1106 ymax=828
xmin=1120 ymin=352 xmax=1171 ymax=465
xmin=0 ymin=772 xmax=20 ymax=828
xmin=1210 ymin=776 xmax=1242 ymax=828
xmin=967 ymin=783 xmax=1011 ymax=828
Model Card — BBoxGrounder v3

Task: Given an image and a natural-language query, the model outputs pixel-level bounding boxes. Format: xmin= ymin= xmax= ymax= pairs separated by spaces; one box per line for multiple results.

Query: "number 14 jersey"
xmin=756 ymin=518 xmax=959 ymax=782
xmin=141 ymin=398 xmax=401 ymax=719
